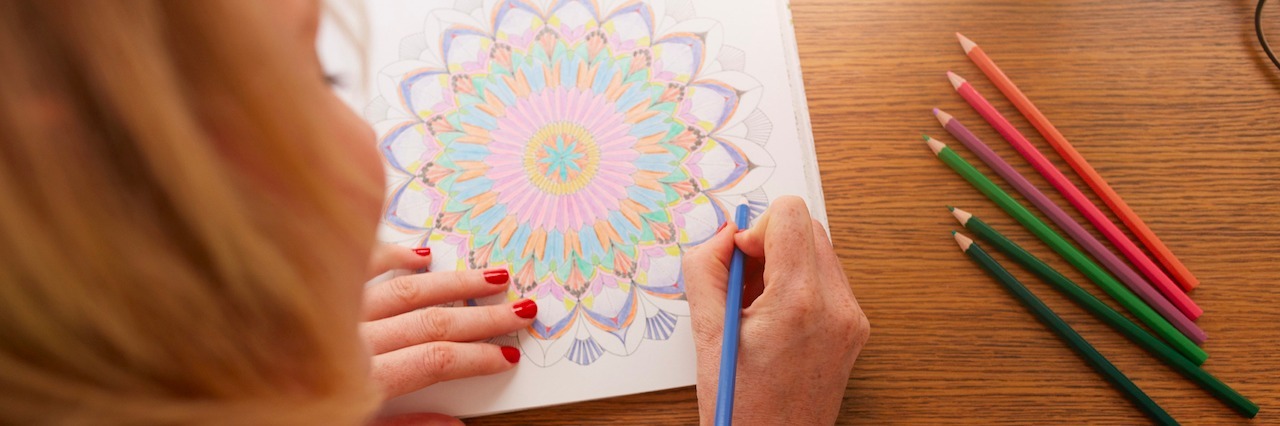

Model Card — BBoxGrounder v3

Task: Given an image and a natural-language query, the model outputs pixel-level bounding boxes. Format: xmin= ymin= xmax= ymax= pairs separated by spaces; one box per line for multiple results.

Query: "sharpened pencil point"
xmin=924 ymin=135 xmax=945 ymax=154
xmin=956 ymin=33 xmax=977 ymax=54
xmin=953 ymin=231 xmax=974 ymax=251
xmin=934 ymin=108 xmax=954 ymax=127
xmin=946 ymin=205 xmax=954 ymax=211
xmin=950 ymin=206 xmax=973 ymax=225
xmin=922 ymin=134 xmax=930 ymax=142
xmin=946 ymin=71 xmax=966 ymax=90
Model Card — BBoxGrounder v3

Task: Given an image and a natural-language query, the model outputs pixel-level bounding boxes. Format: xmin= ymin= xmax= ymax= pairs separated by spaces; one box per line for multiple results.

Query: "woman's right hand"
xmin=682 ymin=196 xmax=870 ymax=425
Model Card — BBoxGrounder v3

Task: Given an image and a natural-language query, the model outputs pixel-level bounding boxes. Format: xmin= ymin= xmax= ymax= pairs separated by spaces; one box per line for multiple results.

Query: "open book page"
xmin=319 ymin=0 xmax=824 ymax=417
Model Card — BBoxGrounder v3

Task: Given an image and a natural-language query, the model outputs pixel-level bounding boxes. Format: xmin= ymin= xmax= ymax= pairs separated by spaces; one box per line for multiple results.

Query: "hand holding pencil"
xmin=682 ymin=197 xmax=870 ymax=425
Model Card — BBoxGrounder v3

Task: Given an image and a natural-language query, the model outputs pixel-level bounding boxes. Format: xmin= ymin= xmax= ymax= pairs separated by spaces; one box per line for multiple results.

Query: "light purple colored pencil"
xmin=934 ymin=108 xmax=1207 ymax=344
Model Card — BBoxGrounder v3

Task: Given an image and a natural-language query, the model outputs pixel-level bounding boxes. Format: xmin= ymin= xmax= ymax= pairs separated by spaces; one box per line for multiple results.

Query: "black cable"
xmin=1258 ymin=0 xmax=1280 ymax=72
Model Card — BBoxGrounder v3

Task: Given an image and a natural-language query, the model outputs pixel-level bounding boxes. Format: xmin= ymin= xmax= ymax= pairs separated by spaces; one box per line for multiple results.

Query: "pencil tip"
xmin=956 ymin=33 xmax=977 ymax=53
xmin=950 ymin=207 xmax=973 ymax=225
xmin=953 ymin=231 xmax=974 ymax=251
xmin=922 ymin=134 xmax=930 ymax=141
xmin=946 ymin=71 xmax=966 ymax=90
xmin=951 ymin=230 xmax=957 ymax=235
xmin=924 ymin=135 xmax=945 ymax=154
xmin=933 ymin=108 xmax=953 ymax=126
xmin=946 ymin=205 xmax=954 ymax=211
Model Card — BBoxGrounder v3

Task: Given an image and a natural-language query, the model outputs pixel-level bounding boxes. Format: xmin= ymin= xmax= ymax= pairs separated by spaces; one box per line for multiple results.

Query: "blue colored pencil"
xmin=714 ymin=204 xmax=751 ymax=426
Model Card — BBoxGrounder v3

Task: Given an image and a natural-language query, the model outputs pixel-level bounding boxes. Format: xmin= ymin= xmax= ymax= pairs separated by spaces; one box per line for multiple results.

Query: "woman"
xmin=0 ymin=1 xmax=869 ymax=424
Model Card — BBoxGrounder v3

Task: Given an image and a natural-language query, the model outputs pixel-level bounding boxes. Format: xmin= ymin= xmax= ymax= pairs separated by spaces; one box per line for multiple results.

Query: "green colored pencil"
xmin=923 ymin=135 xmax=1206 ymax=363
xmin=953 ymin=207 xmax=1257 ymax=417
xmin=953 ymin=232 xmax=1178 ymax=425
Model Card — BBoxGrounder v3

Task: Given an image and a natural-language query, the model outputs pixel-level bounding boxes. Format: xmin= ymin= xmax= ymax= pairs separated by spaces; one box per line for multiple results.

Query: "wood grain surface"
xmin=472 ymin=0 xmax=1280 ymax=423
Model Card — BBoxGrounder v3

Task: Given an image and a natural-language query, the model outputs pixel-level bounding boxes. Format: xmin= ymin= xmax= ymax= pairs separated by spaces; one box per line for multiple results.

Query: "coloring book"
xmin=320 ymin=0 xmax=825 ymax=416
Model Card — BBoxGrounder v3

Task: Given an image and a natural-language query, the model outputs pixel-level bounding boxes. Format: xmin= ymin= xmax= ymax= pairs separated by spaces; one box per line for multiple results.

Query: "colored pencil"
xmin=714 ymin=204 xmax=751 ymax=426
xmin=923 ymin=136 xmax=1206 ymax=362
xmin=956 ymin=33 xmax=1199 ymax=292
xmin=952 ymin=232 xmax=1178 ymax=425
xmin=934 ymin=109 xmax=1206 ymax=344
xmin=947 ymin=71 xmax=1203 ymax=321
xmin=952 ymin=207 xmax=1257 ymax=416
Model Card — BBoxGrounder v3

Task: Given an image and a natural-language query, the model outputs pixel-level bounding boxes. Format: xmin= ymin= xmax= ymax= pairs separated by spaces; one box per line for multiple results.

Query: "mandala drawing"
xmin=370 ymin=0 xmax=776 ymax=366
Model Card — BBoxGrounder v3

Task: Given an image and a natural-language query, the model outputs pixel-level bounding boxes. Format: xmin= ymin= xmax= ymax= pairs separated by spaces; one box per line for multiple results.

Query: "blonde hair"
xmin=0 ymin=1 xmax=381 ymax=424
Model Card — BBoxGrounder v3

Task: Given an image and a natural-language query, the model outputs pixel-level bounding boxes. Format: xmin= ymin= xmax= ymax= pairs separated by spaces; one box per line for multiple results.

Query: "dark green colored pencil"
xmin=953 ymin=232 xmax=1178 ymax=425
xmin=953 ymin=207 xmax=1258 ymax=417
xmin=923 ymin=135 xmax=1207 ymax=364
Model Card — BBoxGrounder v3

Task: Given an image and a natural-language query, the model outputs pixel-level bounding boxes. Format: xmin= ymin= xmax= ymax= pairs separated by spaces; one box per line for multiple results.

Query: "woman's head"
xmin=0 ymin=1 xmax=383 ymax=423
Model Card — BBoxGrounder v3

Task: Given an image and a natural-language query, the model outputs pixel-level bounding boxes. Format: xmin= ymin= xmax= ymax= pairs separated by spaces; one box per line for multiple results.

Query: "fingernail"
xmin=513 ymin=299 xmax=538 ymax=319
xmin=716 ymin=222 xmax=728 ymax=233
xmin=484 ymin=268 xmax=509 ymax=284
xmin=414 ymin=247 xmax=431 ymax=256
xmin=501 ymin=346 xmax=520 ymax=363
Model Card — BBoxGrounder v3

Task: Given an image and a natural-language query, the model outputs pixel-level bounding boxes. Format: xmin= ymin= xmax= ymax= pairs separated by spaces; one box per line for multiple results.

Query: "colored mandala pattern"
xmin=371 ymin=0 xmax=775 ymax=366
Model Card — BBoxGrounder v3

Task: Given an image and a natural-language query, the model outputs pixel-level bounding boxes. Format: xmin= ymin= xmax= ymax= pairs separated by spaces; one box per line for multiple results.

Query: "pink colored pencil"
xmin=947 ymin=71 xmax=1203 ymax=321
xmin=935 ymin=108 xmax=1206 ymax=343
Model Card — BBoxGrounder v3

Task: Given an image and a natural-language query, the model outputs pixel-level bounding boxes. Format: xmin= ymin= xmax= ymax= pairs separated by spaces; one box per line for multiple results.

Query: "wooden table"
xmin=475 ymin=0 xmax=1280 ymax=423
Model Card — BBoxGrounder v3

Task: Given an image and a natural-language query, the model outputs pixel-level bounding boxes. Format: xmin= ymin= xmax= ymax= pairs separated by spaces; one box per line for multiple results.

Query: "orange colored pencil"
xmin=955 ymin=33 xmax=1200 ymax=292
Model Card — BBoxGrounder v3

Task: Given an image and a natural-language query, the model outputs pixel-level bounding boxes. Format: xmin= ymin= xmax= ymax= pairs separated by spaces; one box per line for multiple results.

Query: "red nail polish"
xmin=513 ymin=299 xmax=538 ymax=319
xmin=414 ymin=247 xmax=431 ymax=256
xmin=484 ymin=268 xmax=509 ymax=284
xmin=501 ymin=346 xmax=520 ymax=364
xmin=716 ymin=222 xmax=728 ymax=233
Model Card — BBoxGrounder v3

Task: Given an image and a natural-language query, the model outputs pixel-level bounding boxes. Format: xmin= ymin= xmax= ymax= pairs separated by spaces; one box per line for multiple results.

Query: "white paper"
xmin=320 ymin=0 xmax=824 ymax=417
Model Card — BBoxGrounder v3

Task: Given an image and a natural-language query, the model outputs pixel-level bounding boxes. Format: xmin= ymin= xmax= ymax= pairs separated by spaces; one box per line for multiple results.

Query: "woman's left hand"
xmin=362 ymin=245 xmax=537 ymax=424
